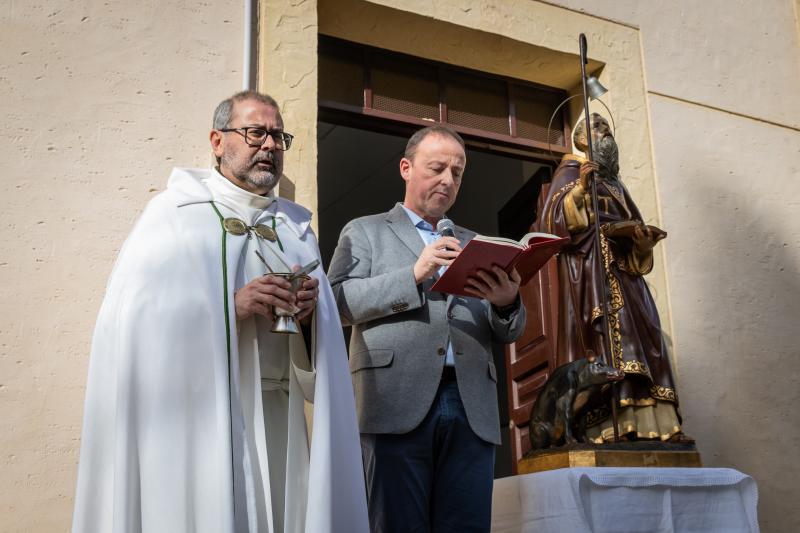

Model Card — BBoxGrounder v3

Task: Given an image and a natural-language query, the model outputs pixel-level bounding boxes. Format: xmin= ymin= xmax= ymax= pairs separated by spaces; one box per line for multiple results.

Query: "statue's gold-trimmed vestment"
xmin=536 ymin=154 xmax=681 ymax=441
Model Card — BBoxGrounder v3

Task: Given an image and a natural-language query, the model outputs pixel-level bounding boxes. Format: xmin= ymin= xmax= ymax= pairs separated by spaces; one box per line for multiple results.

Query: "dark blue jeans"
xmin=361 ymin=381 xmax=495 ymax=533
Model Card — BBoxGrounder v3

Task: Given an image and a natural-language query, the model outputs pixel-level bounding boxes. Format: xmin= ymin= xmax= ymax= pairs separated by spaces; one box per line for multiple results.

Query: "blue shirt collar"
xmin=400 ymin=204 xmax=442 ymax=232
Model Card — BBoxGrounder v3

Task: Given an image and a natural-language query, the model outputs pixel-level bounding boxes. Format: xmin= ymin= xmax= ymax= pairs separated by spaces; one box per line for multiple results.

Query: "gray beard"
xmin=242 ymin=170 xmax=279 ymax=192
xmin=222 ymin=153 xmax=281 ymax=193
xmin=593 ymin=135 xmax=619 ymax=180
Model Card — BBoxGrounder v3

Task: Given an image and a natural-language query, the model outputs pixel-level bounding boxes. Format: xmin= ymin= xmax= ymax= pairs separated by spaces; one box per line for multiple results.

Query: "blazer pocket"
xmin=349 ymin=349 xmax=394 ymax=373
xmin=488 ymin=360 xmax=498 ymax=382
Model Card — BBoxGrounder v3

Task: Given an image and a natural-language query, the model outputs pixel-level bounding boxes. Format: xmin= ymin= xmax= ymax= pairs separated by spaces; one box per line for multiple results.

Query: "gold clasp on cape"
xmin=222 ymin=217 xmax=277 ymax=242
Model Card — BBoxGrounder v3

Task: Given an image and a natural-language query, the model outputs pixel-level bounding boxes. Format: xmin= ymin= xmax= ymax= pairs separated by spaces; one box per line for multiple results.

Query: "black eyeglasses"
xmin=219 ymin=127 xmax=294 ymax=150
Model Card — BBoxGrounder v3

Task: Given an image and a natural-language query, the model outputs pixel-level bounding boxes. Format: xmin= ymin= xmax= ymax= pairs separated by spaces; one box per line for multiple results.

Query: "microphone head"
xmin=436 ymin=218 xmax=456 ymax=237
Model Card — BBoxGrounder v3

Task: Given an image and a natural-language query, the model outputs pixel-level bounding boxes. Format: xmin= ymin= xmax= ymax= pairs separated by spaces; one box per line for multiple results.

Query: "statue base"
xmin=518 ymin=441 xmax=702 ymax=474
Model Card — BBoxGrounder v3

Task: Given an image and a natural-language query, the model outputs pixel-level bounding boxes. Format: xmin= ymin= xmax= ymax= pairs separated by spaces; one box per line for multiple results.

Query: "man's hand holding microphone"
xmin=413 ymin=218 xmax=520 ymax=308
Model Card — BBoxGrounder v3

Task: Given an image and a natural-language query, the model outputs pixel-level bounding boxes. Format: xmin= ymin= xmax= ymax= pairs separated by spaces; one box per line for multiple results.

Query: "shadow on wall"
xmin=666 ymin=169 xmax=800 ymax=532
xmin=279 ymin=174 xmax=296 ymax=202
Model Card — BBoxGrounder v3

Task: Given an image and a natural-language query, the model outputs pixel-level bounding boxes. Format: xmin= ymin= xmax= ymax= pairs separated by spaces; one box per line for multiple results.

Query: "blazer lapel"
xmin=386 ymin=203 xmax=425 ymax=258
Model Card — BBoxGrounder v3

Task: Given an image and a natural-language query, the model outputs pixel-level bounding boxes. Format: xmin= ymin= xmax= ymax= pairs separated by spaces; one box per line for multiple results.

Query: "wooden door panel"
xmin=509 ymin=350 xmax=550 ymax=378
xmin=513 ymin=281 xmax=547 ymax=344
xmin=504 ymin=182 xmax=561 ymax=473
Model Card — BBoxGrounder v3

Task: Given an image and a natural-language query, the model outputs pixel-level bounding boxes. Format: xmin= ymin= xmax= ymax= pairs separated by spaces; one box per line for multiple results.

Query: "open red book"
xmin=430 ymin=232 xmax=569 ymax=297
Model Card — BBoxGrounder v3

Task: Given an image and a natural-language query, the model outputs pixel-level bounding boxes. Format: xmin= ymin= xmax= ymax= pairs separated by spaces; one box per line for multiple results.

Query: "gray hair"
xmin=212 ymin=90 xmax=279 ymax=130
xmin=404 ymin=125 xmax=465 ymax=161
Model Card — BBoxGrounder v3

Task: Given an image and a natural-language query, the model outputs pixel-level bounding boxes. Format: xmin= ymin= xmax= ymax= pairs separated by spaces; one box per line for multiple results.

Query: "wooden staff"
xmin=579 ymin=33 xmax=620 ymax=442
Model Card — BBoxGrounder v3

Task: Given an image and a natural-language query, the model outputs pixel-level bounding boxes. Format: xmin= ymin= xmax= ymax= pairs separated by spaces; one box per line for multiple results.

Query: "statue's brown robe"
xmin=535 ymin=154 xmax=681 ymax=441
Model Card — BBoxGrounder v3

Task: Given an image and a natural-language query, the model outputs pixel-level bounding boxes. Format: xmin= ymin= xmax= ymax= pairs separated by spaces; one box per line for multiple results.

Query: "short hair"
xmin=404 ymin=125 xmax=465 ymax=161
xmin=212 ymin=90 xmax=280 ymax=130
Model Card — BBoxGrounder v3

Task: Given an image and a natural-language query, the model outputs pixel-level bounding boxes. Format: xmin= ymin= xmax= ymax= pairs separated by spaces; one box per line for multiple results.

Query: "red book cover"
xmin=430 ymin=232 xmax=568 ymax=297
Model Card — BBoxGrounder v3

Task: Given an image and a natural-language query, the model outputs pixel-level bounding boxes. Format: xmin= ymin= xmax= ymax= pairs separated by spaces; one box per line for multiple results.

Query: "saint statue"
xmin=535 ymin=113 xmax=687 ymax=442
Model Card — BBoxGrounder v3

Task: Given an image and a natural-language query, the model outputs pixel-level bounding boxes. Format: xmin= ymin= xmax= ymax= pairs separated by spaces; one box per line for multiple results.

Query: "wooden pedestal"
xmin=518 ymin=442 xmax=702 ymax=474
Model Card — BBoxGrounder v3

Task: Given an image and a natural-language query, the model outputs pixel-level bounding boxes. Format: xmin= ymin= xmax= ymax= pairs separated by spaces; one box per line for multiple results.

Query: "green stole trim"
xmin=209 ymin=202 xmax=233 ymax=368
xmin=208 ymin=201 xmax=236 ymax=523
xmin=271 ymin=215 xmax=284 ymax=252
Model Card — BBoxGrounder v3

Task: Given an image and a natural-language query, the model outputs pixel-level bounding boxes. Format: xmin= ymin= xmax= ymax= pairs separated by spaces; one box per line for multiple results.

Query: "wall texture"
xmin=259 ymin=0 xmax=319 ymax=218
xmin=0 ymin=2 xmax=243 ymax=531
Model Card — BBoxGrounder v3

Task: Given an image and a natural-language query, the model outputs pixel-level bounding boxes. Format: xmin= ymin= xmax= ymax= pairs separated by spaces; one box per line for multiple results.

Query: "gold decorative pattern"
xmin=602 ymin=180 xmax=634 ymax=219
xmin=598 ymin=229 xmax=625 ymax=370
xmin=650 ymin=385 xmax=677 ymax=403
xmin=594 ymin=425 xmax=683 ymax=444
xmin=619 ymin=397 xmax=656 ymax=407
xmin=518 ymin=448 xmax=702 ymax=473
xmin=599 ymin=231 xmax=624 ymax=312
xmin=546 ymin=180 xmax=579 ymax=234
xmin=584 ymin=406 xmax=611 ymax=428
xmin=591 ymin=306 xmax=602 ymax=322
xmin=603 ymin=182 xmax=627 ymax=212
xmin=619 ymin=360 xmax=652 ymax=378
xmin=606 ymin=311 xmax=624 ymax=370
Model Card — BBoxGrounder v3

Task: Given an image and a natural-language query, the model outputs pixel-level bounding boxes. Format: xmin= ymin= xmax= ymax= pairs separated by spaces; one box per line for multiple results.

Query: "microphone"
xmin=436 ymin=218 xmax=456 ymax=238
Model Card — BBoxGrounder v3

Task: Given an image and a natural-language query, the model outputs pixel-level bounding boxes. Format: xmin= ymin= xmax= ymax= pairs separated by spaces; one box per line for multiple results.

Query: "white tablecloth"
xmin=491 ymin=467 xmax=758 ymax=533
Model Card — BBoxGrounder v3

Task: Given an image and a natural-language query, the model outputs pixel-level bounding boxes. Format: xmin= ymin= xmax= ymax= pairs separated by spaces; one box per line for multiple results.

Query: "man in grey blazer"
xmin=328 ymin=125 xmax=526 ymax=533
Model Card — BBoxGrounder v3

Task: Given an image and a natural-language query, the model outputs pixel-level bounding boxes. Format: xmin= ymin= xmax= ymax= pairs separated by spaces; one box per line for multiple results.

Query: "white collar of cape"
xmin=165 ymin=167 xmax=313 ymax=239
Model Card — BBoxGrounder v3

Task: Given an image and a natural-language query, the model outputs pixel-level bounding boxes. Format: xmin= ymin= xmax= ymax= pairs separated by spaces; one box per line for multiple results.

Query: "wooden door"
xmin=503 ymin=180 xmax=560 ymax=473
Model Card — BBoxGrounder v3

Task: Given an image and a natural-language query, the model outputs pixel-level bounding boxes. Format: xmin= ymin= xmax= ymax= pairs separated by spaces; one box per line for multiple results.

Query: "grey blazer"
xmin=327 ymin=203 xmax=526 ymax=444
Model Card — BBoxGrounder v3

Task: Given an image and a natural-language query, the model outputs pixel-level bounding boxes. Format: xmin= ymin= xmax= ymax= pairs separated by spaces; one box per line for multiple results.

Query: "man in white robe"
xmin=72 ymin=91 xmax=368 ymax=533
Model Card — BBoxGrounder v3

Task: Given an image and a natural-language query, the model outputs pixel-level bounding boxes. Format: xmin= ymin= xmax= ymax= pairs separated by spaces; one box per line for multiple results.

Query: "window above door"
xmin=319 ymin=35 xmax=571 ymax=156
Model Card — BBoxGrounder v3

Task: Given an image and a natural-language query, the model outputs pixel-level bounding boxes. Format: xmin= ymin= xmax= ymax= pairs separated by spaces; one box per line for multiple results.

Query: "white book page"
xmin=472 ymin=231 xmax=560 ymax=248
xmin=520 ymin=231 xmax=561 ymax=245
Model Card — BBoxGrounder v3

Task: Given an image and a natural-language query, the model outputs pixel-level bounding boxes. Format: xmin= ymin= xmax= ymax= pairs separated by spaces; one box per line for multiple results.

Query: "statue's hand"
xmin=632 ymin=224 xmax=656 ymax=252
xmin=579 ymin=161 xmax=599 ymax=190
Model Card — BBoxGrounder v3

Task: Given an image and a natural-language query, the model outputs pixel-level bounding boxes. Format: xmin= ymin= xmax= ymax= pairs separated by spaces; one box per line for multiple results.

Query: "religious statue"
xmin=534 ymin=113 xmax=687 ymax=443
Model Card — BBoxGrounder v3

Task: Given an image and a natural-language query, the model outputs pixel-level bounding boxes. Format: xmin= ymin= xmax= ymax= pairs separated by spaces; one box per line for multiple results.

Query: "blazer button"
xmin=437 ymin=347 xmax=446 ymax=356
xmin=447 ymin=310 xmax=454 ymax=319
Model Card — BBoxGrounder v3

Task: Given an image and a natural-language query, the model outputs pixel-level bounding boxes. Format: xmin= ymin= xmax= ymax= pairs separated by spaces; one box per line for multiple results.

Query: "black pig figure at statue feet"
xmin=529 ymin=355 xmax=624 ymax=449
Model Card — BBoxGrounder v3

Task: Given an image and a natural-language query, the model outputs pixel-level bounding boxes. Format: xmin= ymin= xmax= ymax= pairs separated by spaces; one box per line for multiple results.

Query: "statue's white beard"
xmin=593 ymin=135 xmax=619 ymax=180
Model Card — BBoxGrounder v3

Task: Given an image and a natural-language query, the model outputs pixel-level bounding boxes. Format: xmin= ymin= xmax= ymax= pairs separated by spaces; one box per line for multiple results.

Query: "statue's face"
xmin=573 ymin=113 xmax=612 ymax=153
xmin=573 ymin=113 xmax=618 ymax=179
xmin=590 ymin=114 xmax=612 ymax=140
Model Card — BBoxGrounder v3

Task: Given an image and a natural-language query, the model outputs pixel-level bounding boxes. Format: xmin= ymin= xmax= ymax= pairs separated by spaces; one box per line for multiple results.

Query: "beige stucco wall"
xmin=0 ymin=1 xmax=244 ymax=531
xmin=259 ymin=0 xmax=319 ymax=219
xmin=650 ymin=94 xmax=800 ymax=532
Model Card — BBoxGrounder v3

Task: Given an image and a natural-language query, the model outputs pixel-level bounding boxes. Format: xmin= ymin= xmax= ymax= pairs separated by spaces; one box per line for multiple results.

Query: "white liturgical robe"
xmin=72 ymin=168 xmax=368 ymax=533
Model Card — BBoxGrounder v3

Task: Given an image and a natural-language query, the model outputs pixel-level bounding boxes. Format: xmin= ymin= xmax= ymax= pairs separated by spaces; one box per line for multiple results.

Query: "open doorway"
xmin=317 ymin=120 xmax=553 ymax=477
